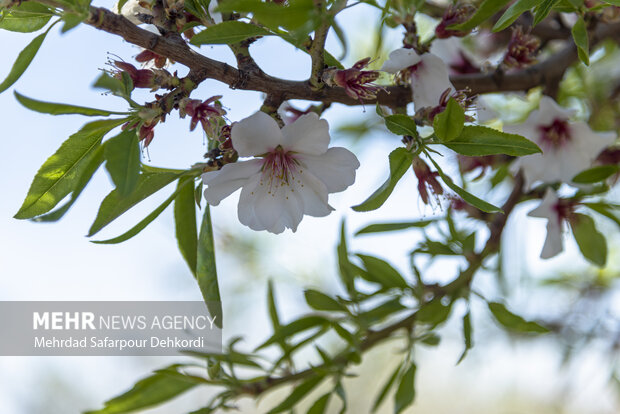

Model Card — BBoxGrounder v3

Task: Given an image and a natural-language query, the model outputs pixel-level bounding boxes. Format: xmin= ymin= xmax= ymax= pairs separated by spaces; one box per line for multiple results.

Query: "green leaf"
xmin=441 ymin=125 xmax=542 ymax=156
xmin=384 ymin=114 xmax=417 ymax=137
xmin=33 ymin=144 xmax=106 ymax=222
xmin=88 ymin=169 xmax=181 ymax=236
xmin=174 ymin=178 xmax=198 ymax=275
xmin=583 ymin=202 xmax=620 ymax=229
xmin=197 ymin=206 xmax=223 ymax=328
xmin=91 ymin=190 xmax=179 ymax=244
xmin=355 ymin=219 xmax=435 ymax=235
xmin=307 ymin=393 xmax=331 ymax=414
xmin=258 ymin=315 xmax=329 ymax=350
xmin=353 ymin=148 xmax=413 ymax=212
xmin=84 ymin=368 xmax=197 ymax=414
xmin=433 ymin=98 xmax=465 ymax=142
xmin=216 ymin=0 xmax=320 ymax=35
xmin=0 ymin=25 xmax=51 ymax=93
xmin=304 ymin=290 xmax=346 ymax=312
xmin=493 ymin=0 xmax=544 ymax=32
xmin=104 ymin=129 xmax=141 ymax=197
xmin=570 ymin=213 xmax=607 ymax=267
xmin=393 ymin=362 xmax=416 ymax=414
xmin=488 ymin=302 xmax=549 ymax=333
xmin=449 ymin=0 xmax=510 ymax=31
xmin=572 ymin=165 xmax=618 ymax=184
xmin=572 ymin=16 xmax=589 ymax=66
xmin=457 ymin=311 xmax=473 ymax=364
xmin=337 ymin=221 xmax=357 ymax=297
xmin=268 ymin=375 xmax=325 ymax=413
xmin=0 ymin=2 xmax=52 ymax=33
xmin=357 ymin=254 xmax=408 ymax=289
xmin=533 ymin=0 xmax=560 ymax=25
xmin=372 ymin=366 xmax=400 ymax=412
xmin=14 ymin=91 xmax=126 ymax=116
xmin=15 ymin=118 xmax=126 ymax=219
xmin=427 ymin=155 xmax=502 ymax=213
xmin=60 ymin=11 xmax=86 ymax=33
xmin=91 ymin=179 xmax=195 ymax=244
xmin=191 ymin=20 xmax=272 ymax=45
xmin=416 ymin=299 xmax=452 ymax=326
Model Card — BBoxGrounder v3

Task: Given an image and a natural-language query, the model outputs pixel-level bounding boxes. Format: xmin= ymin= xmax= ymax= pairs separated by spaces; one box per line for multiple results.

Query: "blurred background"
xmin=1 ymin=1 xmax=619 ymax=412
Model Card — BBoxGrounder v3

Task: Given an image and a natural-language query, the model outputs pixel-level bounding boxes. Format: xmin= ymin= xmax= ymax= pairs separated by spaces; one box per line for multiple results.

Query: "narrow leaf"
xmin=355 ymin=219 xmax=435 ymax=235
xmin=570 ymin=213 xmax=607 ymax=267
xmin=88 ymin=170 xmax=180 ymax=236
xmin=0 ymin=2 xmax=52 ymax=33
xmin=91 ymin=180 xmax=194 ymax=244
xmin=191 ymin=20 xmax=272 ymax=45
xmin=304 ymin=290 xmax=346 ymax=312
xmin=442 ymin=125 xmax=542 ymax=156
xmin=394 ymin=362 xmax=416 ymax=414
xmin=371 ymin=366 xmax=400 ymax=412
xmin=0 ymin=26 xmax=50 ymax=93
xmin=15 ymin=118 xmax=125 ymax=219
xmin=449 ymin=0 xmax=510 ymax=31
xmin=493 ymin=0 xmax=544 ymax=32
xmin=353 ymin=148 xmax=413 ymax=212
xmin=572 ymin=16 xmax=589 ymax=66
xmin=197 ymin=206 xmax=223 ymax=328
xmin=307 ymin=393 xmax=331 ymax=414
xmin=384 ymin=114 xmax=417 ymax=137
xmin=427 ymin=156 xmax=502 ymax=213
xmin=433 ymin=98 xmax=465 ymax=142
xmin=488 ymin=302 xmax=549 ymax=333
xmin=268 ymin=375 xmax=324 ymax=414
xmin=572 ymin=165 xmax=618 ymax=184
xmin=104 ymin=129 xmax=141 ymax=197
xmin=84 ymin=369 xmax=197 ymax=414
xmin=357 ymin=254 xmax=408 ymax=289
xmin=457 ymin=311 xmax=473 ymax=364
xmin=174 ymin=178 xmax=199 ymax=275
xmin=14 ymin=91 xmax=126 ymax=116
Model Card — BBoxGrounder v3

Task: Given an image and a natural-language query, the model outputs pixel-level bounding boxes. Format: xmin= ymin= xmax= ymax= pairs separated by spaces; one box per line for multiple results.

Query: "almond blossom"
xmin=382 ymin=48 xmax=455 ymax=110
xmin=527 ymin=188 xmax=576 ymax=259
xmin=202 ymin=112 xmax=360 ymax=234
xmin=505 ymin=96 xmax=616 ymax=190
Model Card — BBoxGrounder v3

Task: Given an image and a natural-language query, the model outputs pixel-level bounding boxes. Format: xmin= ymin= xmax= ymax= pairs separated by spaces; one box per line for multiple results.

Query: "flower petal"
xmin=296 ymin=169 xmax=334 ymax=217
xmin=381 ymin=48 xmax=422 ymax=73
xmin=540 ymin=220 xmax=564 ymax=259
xmin=534 ymin=96 xmax=575 ymax=125
xmin=231 ymin=112 xmax=285 ymax=157
xmin=412 ymin=54 xmax=454 ymax=109
xmin=237 ymin=172 xmax=306 ymax=234
xmin=202 ymin=159 xmax=263 ymax=205
xmin=297 ymin=147 xmax=360 ymax=193
xmin=281 ymin=113 xmax=331 ymax=155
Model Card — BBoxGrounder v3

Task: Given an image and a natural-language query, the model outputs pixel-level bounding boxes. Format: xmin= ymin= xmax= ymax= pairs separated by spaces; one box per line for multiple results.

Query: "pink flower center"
xmin=538 ymin=119 xmax=571 ymax=149
xmin=259 ymin=146 xmax=301 ymax=195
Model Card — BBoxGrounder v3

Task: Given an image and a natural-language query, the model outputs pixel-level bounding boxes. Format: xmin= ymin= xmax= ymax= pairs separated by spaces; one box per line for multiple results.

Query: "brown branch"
xmin=75 ymin=6 xmax=620 ymax=108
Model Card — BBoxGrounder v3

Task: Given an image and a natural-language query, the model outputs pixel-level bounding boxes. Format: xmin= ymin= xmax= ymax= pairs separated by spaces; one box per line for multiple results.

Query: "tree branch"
xmin=76 ymin=6 xmax=620 ymax=108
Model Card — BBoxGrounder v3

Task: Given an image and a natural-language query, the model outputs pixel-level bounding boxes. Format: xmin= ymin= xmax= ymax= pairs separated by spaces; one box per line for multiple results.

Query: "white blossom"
xmin=118 ymin=0 xmax=152 ymax=25
xmin=527 ymin=188 xmax=565 ymax=259
xmin=505 ymin=96 xmax=616 ymax=190
xmin=202 ymin=112 xmax=360 ymax=234
xmin=382 ymin=48 xmax=454 ymax=110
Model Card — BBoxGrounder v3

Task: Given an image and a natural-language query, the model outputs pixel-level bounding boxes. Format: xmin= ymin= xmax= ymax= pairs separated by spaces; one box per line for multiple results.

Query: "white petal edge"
xmin=297 ymin=147 xmax=360 ymax=193
xmin=281 ymin=112 xmax=331 ymax=155
xmin=411 ymin=54 xmax=454 ymax=109
xmin=381 ymin=48 xmax=422 ymax=73
xmin=231 ymin=112 xmax=285 ymax=157
xmin=202 ymin=159 xmax=263 ymax=206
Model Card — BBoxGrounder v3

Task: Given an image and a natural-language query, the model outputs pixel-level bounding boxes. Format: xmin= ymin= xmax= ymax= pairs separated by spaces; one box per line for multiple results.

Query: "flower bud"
xmin=412 ymin=157 xmax=443 ymax=205
xmin=322 ymin=58 xmax=383 ymax=103
xmin=503 ymin=26 xmax=540 ymax=69
xmin=435 ymin=4 xmax=475 ymax=39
